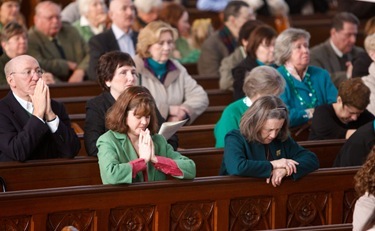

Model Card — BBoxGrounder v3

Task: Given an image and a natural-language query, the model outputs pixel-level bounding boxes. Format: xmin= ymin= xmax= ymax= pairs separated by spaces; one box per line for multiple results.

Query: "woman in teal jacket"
xmin=97 ymin=86 xmax=196 ymax=184
xmin=220 ymin=95 xmax=319 ymax=187
xmin=274 ymin=28 xmax=337 ymax=127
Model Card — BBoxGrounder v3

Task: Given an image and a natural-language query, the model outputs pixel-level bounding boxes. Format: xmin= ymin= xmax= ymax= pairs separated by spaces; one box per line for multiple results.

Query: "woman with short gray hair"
xmin=73 ymin=0 xmax=107 ymax=42
xmin=275 ymin=28 xmax=337 ymax=127
xmin=214 ymin=66 xmax=285 ymax=148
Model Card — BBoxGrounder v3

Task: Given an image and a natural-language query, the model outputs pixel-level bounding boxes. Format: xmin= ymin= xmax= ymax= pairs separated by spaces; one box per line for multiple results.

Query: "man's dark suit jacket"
xmin=84 ymin=91 xmax=178 ymax=156
xmin=0 ymin=92 xmax=81 ymax=162
xmin=88 ymin=28 xmax=138 ymax=80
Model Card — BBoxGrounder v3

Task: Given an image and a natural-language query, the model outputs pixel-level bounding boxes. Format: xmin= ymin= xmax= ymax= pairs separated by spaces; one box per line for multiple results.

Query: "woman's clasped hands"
xmin=266 ymin=158 xmax=299 ymax=187
xmin=138 ymin=129 xmax=157 ymax=163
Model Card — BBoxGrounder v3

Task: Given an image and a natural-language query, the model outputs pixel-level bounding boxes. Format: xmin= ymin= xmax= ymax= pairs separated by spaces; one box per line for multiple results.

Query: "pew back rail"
xmin=0 ymin=167 xmax=358 ymax=231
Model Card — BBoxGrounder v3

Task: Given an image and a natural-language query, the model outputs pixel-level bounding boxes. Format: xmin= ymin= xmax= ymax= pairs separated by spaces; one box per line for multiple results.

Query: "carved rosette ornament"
xmin=109 ymin=206 xmax=155 ymax=231
xmin=229 ymin=196 xmax=272 ymax=230
xmin=287 ymin=192 xmax=328 ymax=227
xmin=170 ymin=201 xmax=214 ymax=230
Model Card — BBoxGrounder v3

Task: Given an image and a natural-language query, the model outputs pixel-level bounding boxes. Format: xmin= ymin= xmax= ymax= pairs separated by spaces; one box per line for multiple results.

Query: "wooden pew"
xmin=53 ymin=88 xmax=231 ymax=115
xmin=192 ymin=105 xmax=224 ymax=125
xmin=0 ymin=157 xmax=101 ymax=191
xmin=271 ymin=223 xmax=353 ymax=231
xmin=177 ymin=124 xmax=215 ymax=148
xmin=0 ymin=81 xmax=102 ymax=99
xmin=0 ymin=167 xmax=358 ymax=230
xmin=183 ymin=62 xmax=198 ymax=75
xmin=68 ymin=105 xmax=225 ymax=130
xmin=75 ymin=118 xmax=344 ymax=153
xmin=180 ymin=139 xmax=345 ymax=176
xmin=0 ymin=138 xmax=345 ymax=191
xmin=191 ymin=74 xmax=219 ymax=89
xmin=206 ymin=89 xmax=233 ymax=105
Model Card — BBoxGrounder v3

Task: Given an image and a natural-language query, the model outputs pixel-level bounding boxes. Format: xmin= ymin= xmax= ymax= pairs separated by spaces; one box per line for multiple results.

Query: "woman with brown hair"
xmin=353 ymin=146 xmax=375 ymax=231
xmin=96 ymin=86 xmax=196 ymax=184
xmin=158 ymin=2 xmax=198 ymax=63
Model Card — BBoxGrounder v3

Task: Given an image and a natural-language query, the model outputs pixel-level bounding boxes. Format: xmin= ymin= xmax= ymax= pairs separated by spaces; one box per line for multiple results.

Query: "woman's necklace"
xmin=283 ymin=66 xmax=317 ymax=108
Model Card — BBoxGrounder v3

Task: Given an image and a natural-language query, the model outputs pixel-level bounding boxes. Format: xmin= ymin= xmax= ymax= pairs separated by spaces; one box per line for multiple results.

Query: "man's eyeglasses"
xmin=10 ymin=69 xmax=44 ymax=78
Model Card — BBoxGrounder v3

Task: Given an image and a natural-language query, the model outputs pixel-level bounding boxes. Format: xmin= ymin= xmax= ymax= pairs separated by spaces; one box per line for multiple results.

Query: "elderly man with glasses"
xmin=0 ymin=55 xmax=80 ymax=162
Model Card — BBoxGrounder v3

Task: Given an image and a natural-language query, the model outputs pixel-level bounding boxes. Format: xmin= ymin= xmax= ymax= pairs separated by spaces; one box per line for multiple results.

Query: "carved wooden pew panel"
xmin=0 ymin=167 xmax=358 ymax=230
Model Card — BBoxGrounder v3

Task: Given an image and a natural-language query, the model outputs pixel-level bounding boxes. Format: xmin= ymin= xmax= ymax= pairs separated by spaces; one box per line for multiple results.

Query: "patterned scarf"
xmin=218 ymin=26 xmax=238 ymax=54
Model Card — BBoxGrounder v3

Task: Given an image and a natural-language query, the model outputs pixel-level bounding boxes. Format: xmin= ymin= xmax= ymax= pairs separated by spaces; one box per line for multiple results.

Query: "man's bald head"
xmin=5 ymin=55 xmax=38 ymax=77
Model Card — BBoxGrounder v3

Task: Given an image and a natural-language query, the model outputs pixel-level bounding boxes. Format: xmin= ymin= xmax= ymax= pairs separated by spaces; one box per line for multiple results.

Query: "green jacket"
xmin=220 ymin=129 xmax=319 ymax=180
xmin=97 ymin=130 xmax=196 ymax=184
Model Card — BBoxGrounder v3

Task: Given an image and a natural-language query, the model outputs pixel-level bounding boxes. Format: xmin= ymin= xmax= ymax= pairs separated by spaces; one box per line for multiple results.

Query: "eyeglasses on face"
xmin=10 ymin=69 xmax=44 ymax=78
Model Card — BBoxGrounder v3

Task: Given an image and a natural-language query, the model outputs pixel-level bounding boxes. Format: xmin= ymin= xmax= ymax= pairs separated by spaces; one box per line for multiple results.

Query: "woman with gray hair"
xmin=219 ymin=95 xmax=319 ymax=187
xmin=72 ymin=0 xmax=107 ymax=42
xmin=214 ymin=66 xmax=285 ymax=148
xmin=133 ymin=0 xmax=162 ymax=32
xmin=274 ymin=27 xmax=337 ymax=127
xmin=134 ymin=21 xmax=208 ymax=124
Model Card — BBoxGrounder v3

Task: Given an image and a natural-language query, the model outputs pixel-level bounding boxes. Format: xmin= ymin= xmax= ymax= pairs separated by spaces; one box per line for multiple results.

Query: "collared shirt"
xmin=243 ymin=96 xmax=252 ymax=107
xmin=13 ymin=92 xmax=59 ymax=133
xmin=329 ymin=39 xmax=344 ymax=58
xmin=111 ymin=24 xmax=135 ymax=57
xmin=284 ymin=61 xmax=308 ymax=81
xmin=79 ymin=16 xmax=104 ymax=35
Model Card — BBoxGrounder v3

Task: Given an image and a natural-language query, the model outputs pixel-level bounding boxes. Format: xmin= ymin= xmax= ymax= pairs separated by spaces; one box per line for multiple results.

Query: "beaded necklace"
xmin=283 ymin=66 xmax=317 ymax=108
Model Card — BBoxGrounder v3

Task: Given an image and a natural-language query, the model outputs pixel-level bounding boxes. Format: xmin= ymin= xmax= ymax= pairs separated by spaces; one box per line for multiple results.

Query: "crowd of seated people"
xmin=0 ymin=1 xmax=375 ymax=228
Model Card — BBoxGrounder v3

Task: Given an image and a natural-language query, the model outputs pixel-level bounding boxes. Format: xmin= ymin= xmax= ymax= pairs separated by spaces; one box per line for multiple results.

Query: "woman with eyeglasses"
xmin=219 ymin=95 xmax=319 ymax=187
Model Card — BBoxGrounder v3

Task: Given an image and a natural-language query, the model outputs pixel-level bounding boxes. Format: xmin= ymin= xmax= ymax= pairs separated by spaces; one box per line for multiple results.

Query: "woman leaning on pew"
xmin=352 ymin=146 xmax=375 ymax=231
xmin=96 ymin=86 xmax=196 ymax=184
xmin=220 ymin=95 xmax=319 ymax=187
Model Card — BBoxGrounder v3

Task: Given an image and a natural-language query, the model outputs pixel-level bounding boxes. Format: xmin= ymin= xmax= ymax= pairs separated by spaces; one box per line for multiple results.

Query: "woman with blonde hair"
xmin=134 ymin=20 xmax=208 ymax=124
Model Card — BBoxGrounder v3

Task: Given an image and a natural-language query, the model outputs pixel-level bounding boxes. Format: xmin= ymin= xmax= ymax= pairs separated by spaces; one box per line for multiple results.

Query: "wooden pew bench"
xmin=0 ymin=81 xmax=102 ymax=99
xmin=0 ymin=167 xmax=358 ymax=230
xmin=191 ymin=74 xmax=219 ymax=89
xmin=56 ymin=88 xmax=231 ymax=115
xmin=0 ymin=138 xmax=345 ymax=192
xmin=0 ymin=157 xmax=101 ymax=191
xmin=69 ymin=105 xmax=224 ymax=131
xmin=180 ymin=139 xmax=345 ymax=176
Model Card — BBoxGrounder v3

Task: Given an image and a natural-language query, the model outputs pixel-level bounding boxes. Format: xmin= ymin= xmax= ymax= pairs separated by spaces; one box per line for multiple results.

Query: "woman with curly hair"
xmin=353 ymin=146 xmax=375 ymax=231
